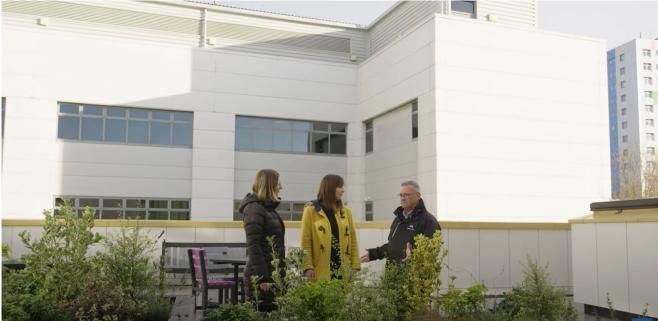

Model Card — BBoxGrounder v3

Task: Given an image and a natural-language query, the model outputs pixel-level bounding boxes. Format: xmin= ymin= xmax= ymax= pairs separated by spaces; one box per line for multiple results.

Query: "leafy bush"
xmin=2 ymin=268 xmax=39 ymax=321
xmin=3 ymin=243 xmax=11 ymax=258
xmin=379 ymin=262 xmax=412 ymax=319
xmin=206 ymin=303 xmax=260 ymax=321
xmin=405 ymin=230 xmax=448 ymax=315
xmin=14 ymin=205 xmax=103 ymax=320
xmin=344 ymin=278 xmax=398 ymax=321
xmin=440 ymin=277 xmax=488 ymax=321
xmin=1 ymin=202 xmax=171 ymax=321
xmin=97 ymin=223 xmax=167 ymax=320
xmin=497 ymin=256 xmax=577 ymax=321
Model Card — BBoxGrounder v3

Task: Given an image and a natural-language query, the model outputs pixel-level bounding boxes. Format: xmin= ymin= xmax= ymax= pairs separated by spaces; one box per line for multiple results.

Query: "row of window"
xmin=620 ymin=79 xmax=655 ymax=91
xmin=621 ymin=119 xmax=655 ymax=128
xmin=235 ymin=116 xmax=347 ymax=155
xmin=619 ymin=92 xmax=654 ymax=107
xmin=620 ymin=64 xmax=658 ymax=75
xmin=236 ymin=100 xmax=419 ymax=156
xmin=619 ymin=49 xmax=658 ymax=62
xmin=623 ymin=147 xmax=656 ymax=156
xmin=232 ymin=200 xmax=376 ymax=221
xmin=54 ymin=196 xmax=191 ymax=220
xmin=232 ymin=200 xmax=307 ymax=221
xmin=620 ymin=105 xmax=655 ymax=115
xmin=56 ymin=101 xmax=423 ymax=156
xmin=57 ymin=103 xmax=193 ymax=147
xmin=622 ymin=133 xmax=655 ymax=142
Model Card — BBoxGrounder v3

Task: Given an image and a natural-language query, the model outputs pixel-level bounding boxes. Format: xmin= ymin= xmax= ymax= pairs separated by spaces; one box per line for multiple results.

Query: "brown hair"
xmin=252 ymin=169 xmax=280 ymax=203
xmin=317 ymin=174 xmax=344 ymax=212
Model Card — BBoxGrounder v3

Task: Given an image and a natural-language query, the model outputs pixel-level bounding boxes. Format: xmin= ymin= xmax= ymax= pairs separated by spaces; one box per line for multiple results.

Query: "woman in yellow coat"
xmin=301 ymin=174 xmax=360 ymax=280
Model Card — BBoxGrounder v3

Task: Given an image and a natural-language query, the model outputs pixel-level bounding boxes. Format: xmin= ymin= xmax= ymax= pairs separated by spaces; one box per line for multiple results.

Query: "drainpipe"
xmin=201 ymin=8 xmax=207 ymax=48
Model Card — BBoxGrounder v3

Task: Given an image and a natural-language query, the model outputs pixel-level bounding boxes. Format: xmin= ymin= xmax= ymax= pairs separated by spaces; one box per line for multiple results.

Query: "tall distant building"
xmin=607 ymin=38 xmax=658 ymax=197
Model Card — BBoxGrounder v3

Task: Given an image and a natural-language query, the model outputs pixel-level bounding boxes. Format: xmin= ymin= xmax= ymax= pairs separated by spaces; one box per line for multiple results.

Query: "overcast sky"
xmin=219 ymin=1 xmax=658 ymax=49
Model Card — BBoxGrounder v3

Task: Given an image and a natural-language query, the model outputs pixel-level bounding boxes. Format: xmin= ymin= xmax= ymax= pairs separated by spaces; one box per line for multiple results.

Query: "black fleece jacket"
xmin=367 ymin=199 xmax=441 ymax=261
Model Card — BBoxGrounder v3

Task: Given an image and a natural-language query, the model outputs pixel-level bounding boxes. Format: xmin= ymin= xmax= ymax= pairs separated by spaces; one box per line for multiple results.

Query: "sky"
xmin=219 ymin=0 xmax=658 ymax=49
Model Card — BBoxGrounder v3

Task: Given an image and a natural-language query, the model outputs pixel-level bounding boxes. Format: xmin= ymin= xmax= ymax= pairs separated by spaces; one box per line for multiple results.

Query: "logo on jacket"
xmin=407 ymin=224 xmax=415 ymax=231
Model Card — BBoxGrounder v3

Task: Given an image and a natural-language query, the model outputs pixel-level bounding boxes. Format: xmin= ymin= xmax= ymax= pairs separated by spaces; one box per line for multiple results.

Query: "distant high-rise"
xmin=607 ymin=38 xmax=658 ymax=198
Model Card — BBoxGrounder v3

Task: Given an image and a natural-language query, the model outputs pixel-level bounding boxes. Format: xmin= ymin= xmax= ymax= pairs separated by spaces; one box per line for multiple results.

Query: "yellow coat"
xmin=301 ymin=200 xmax=360 ymax=279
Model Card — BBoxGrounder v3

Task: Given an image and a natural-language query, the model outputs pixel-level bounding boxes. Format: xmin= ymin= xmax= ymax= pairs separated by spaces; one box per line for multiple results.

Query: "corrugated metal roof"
xmin=185 ymin=0 xmax=368 ymax=28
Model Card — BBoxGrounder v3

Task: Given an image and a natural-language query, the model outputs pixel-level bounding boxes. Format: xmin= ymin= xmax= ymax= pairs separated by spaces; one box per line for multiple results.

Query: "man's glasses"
xmin=399 ymin=193 xmax=417 ymax=198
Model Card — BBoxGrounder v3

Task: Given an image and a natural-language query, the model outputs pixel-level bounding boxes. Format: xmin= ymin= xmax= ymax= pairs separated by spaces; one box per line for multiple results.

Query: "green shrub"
xmin=1 ymin=202 xmax=171 ymax=321
xmin=440 ymin=277 xmax=488 ymax=321
xmin=97 ymin=223 xmax=167 ymax=320
xmin=206 ymin=303 xmax=260 ymax=321
xmin=2 ymin=268 xmax=38 ymax=321
xmin=497 ymin=257 xmax=577 ymax=321
xmin=405 ymin=230 xmax=448 ymax=315
xmin=3 ymin=243 xmax=11 ymax=258
xmin=380 ymin=262 xmax=412 ymax=319
xmin=341 ymin=268 xmax=397 ymax=321
xmin=16 ymin=205 xmax=103 ymax=320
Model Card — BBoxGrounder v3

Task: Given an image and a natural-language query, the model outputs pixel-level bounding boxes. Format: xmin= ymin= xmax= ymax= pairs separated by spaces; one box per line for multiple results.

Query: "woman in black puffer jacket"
xmin=239 ymin=169 xmax=286 ymax=312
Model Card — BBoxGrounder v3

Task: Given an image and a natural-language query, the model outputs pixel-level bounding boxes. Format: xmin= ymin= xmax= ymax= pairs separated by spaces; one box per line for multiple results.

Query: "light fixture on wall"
xmin=486 ymin=14 xmax=498 ymax=22
xmin=206 ymin=37 xmax=217 ymax=46
xmin=350 ymin=55 xmax=358 ymax=62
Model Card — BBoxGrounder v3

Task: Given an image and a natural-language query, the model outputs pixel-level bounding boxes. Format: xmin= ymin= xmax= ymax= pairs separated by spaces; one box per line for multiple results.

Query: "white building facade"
xmin=2 ymin=0 xmax=610 ymax=223
xmin=607 ymin=38 xmax=658 ymax=197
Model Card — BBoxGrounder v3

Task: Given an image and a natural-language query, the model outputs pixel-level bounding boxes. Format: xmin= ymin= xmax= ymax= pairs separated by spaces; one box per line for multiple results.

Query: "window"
xmin=619 ymin=54 xmax=625 ymax=62
xmin=233 ymin=200 xmax=306 ymax=221
xmin=645 ymin=77 xmax=653 ymax=85
xmin=620 ymin=80 xmax=626 ymax=88
xmin=365 ymin=201 xmax=374 ymax=221
xmin=53 ymin=196 xmax=190 ymax=220
xmin=622 ymin=135 xmax=628 ymax=143
xmin=648 ymin=161 xmax=656 ymax=169
xmin=644 ymin=63 xmax=653 ymax=71
xmin=622 ymin=108 xmax=627 ymax=115
xmin=643 ymin=49 xmax=652 ymax=57
xmin=452 ymin=1 xmax=476 ymax=17
xmin=623 ymin=149 xmax=628 ymax=157
xmin=620 ymin=67 xmax=625 ymax=75
xmin=648 ymin=147 xmax=656 ymax=155
xmin=647 ymin=105 xmax=654 ymax=113
xmin=621 ymin=94 xmax=627 ymax=102
xmin=647 ymin=119 xmax=655 ymax=127
xmin=622 ymin=121 xmax=628 ymax=129
xmin=235 ymin=116 xmax=346 ymax=155
xmin=411 ymin=100 xmax=418 ymax=139
xmin=57 ymin=103 xmax=193 ymax=147
xmin=645 ymin=91 xmax=653 ymax=99
xmin=365 ymin=119 xmax=374 ymax=153
xmin=648 ymin=133 xmax=656 ymax=141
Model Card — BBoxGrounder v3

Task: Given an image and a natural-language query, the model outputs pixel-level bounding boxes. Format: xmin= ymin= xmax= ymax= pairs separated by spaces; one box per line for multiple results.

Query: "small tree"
xmin=498 ymin=256 xmax=577 ymax=321
xmin=615 ymin=152 xmax=658 ymax=199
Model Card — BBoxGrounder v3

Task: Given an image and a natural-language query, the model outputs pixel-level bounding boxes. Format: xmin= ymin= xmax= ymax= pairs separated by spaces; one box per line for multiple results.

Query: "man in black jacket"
xmin=360 ymin=180 xmax=441 ymax=262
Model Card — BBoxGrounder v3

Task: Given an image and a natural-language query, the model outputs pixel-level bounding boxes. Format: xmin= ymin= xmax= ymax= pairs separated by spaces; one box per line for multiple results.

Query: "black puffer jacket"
xmin=367 ymin=198 xmax=441 ymax=261
xmin=240 ymin=193 xmax=286 ymax=284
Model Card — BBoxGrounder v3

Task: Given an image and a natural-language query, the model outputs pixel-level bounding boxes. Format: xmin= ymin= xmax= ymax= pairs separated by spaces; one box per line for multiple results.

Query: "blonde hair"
xmin=252 ymin=169 xmax=280 ymax=203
